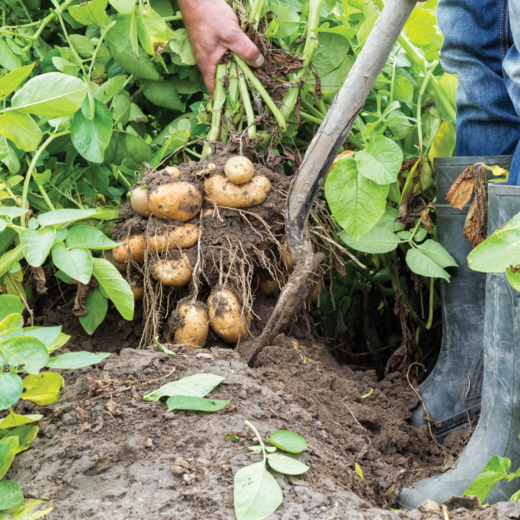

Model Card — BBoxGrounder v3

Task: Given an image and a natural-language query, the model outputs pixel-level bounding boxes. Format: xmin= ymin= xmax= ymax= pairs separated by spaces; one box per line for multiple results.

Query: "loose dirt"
xmin=7 ymin=298 xmax=514 ymax=519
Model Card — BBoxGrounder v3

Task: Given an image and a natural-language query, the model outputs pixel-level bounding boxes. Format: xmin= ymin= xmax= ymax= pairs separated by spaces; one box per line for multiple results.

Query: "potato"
xmin=130 ymin=187 xmax=151 ymax=218
xmin=149 ymin=182 xmax=202 ymax=222
xmin=259 ymin=278 xmax=279 ymax=297
xmin=164 ymin=166 xmax=181 ymax=180
xmin=147 ymin=224 xmax=199 ymax=253
xmin=130 ymin=276 xmax=144 ymax=301
xmin=174 ymin=300 xmax=209 ymax=349
xmin=151 ymin=255 xmax=192 ymax=287
xmin=225 ymin=156 xmax=254 ymax=185
xmin=208 ymin=286 xmax=248 ymax=344
xmin=204 ymin=175 xmax=271 ymax=209
xmin=103 ymin=250 xmax=128 ymax=272
xmin=113 ymin=234 xmax=146 ymax=264
xmin=163 ymin=316 xmax=172 ymax=342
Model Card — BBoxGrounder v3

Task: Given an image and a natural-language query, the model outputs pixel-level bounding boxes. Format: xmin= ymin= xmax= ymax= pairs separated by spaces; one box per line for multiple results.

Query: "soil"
xmin=8 ymin=298 xmax=513 ymax=519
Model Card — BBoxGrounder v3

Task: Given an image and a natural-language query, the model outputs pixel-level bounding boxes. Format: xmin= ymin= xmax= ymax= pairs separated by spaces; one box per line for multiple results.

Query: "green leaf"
xmin=22 ymin=326 xmax=62 ymax=347
xmin=111 ymin=94 xmax=131 ymax=125
xmin=0 ymin=207 xmax=27 ymax=220
xmin=21 ymin=373 xmax=63 ymax=405
xmin=69 ymin=0 xmax=109 ymax=27
xmin=429 ymin=120 xmax=456 ymax=165
xmin=166 ymin=396 xmax=231 ymax=412
xmin=136 ymin=3 xmax=169 ymax=56
xmin=66 ymin=226 xmax=121 ymax=250
xmin=94 ymin=75 xmax=127 ymax=104
xmin=464 ymin=455 xmax=511 ymax=502
xmin=311 ymin=33 xmax=350 ymax=78
xmin=0 ymin=411 xmax=42 ymax=429
xmin=0 ymin=373 xmax=23 ymax=410
xmin=52 ymin=57 xmax=79 ymax=77
xmin=0 ymin=481 xmax=23 ymax=510
xmin=266 ymin=430 xmax=308 ymax=453
xmin=0 ymin=314 xmax=22 ymax=337
xmin=406 ymin=248 xmax=450 ymax=281
xmin=69 ymin=34 xmax=95 ymax=57
xmin=3 ymin=424 xmax=39 ymax=452
xmin=92 ymin=258 xmax=134 ymax=319
xmin=144 ymin=373 xmax=225 ymax=402
xmin=20 ymin=229 xmax=55 ymax=267
xmin=269 ymin=5 xmax=301 ymax=38
xmin=506 ymin=268 xmax=520 ymax=292
xmin=125 ymin=133 xmax=152 ymax=164
xmin=169 ymin=29 xmax=196 ymax=66
xmin=141 ymin=80 xmax=182 ymax=111
xmin=416 ymin=240 xmax=457 ymax=268
xmin=109 ymin=0 xmax=136 ymax=14
xmin=468 ymin=226 xmax=520 ymax=273
xmin=357 ymin=14 xmax=378 ymax=44
xmin=79 ymin=288 xmax=108 ymax=335
xmin=249 ymin=446 xmax=277 ymax=454
xmin=393 ymin=76 xmax=414 ymax=104
xmin=234 ymin=461 xmax=283 ymax=520
xmin=0 ymin=136 xmax=20 ymax=174
xmin=355 ymin=136 xmax=403 ymax=185
xmin=0 ymin=40 xmax=22 ymax=72
xmin=375 ymin=207 xmax=406 ymax=232
xmin=325 ymin=156 xmax=389 ymax=241
xmin=107 ymin=41 xmax=162 ymax=80
xmin=0 ymin=63 xmax=35 ymax=102
xmin=0 ymin=111 xmax=42 ymax=152
xmin=0 ymin=336 xmax=49 ymax=375
xmin=0 ymin=437 xmax=18 ymax=479
xmin=51 ymin=242 xmax=93 ymax=285
xmin=339 ymin=227 xmax=400 ymax=254
xmin=388 ymin=110 xmax=412 ymax=140
xmin=45 ymin=332 xmax=70 ymax=354
xmin=11 ymin=72 xmax=88 ymax=118
xmin=71 ymin=98 xmax=113 ymax=163
xmin=266 ymin=453 xmax=310 ymax=475
xmin=37 ymin=208 xmax=100 ymax=228
xmin=46 ymin=351 xmax=110 ymax=369
xmin=0 ymin=296 xmax=22 ymax=322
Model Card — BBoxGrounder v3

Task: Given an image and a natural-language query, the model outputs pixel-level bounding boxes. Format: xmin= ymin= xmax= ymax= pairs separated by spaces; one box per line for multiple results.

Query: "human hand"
xmin=179 ymin=0 xmax=264 ymax=93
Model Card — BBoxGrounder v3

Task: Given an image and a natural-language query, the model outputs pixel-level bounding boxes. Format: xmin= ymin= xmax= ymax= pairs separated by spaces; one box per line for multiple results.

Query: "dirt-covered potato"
xmin=149 ymin=182 xmax=202 ymax=222
xmin=164 ymin=166 xmax=181 ymax=180
xmin=130 ymin=187 xmax=151 ymax=218
xmin=147 ymin=224 xmax=199 ymax=253
xmin=130 ymin=275 xmax=144 ymax=301
xmin=204 ymin=175 xmax=271 ymax=209
xmin=113 ymin=234 xmax=146 ymax=264
xmin=208 ymin=286 xmax=248 ymax=344
xmin=151 ymin=255 xmax=192 ymax=287
xmin=174 ymin=300 xmax=209 ymax=349
xmin=224 ymin=156 xmax=254 ymax=185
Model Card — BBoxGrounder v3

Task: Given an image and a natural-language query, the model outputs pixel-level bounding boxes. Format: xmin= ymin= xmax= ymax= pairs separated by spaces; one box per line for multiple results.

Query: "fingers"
xmin=225 ymin=29 xmax=264 ymax=68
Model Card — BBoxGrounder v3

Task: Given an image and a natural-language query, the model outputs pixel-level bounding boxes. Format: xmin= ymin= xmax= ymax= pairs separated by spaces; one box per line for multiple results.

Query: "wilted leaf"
xmin=446 ymin=168 xmax=476 ymax=210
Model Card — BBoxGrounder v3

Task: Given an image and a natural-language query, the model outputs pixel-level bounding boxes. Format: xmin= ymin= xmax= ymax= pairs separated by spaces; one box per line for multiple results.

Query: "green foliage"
xmin=144 ymin=373 xmax=226 ymax=401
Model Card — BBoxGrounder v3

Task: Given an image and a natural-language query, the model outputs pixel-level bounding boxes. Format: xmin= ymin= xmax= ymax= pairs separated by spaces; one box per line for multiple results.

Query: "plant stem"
xmin=245 ymin=421 xmax=267 ymax=459
xmin=426 ymin=276 xmax=434 ymax=329
xmin=301 ymin=97 xmax=325 ymax=120
xmin=163 ymin=14 xmax=182 ymax=21
xmin=300 ymin=111 xmax=322 ymax=125
xmin=234 ymin=55 xmax=287 ymax=132
xmin=89 ymin=20 xmax=116 ymax=80
xmin=202 ymin=63 xmax=227 ymax=158
xmin=222 ymin=60 xmax=240 ymax=143
xmin=250 ymin=0 xmax=265 ymax=28
xmin=0 ymin=245 xmax=23 ymax=279
xmin=417 ymin=61 xmax=437 ymax=156
xmin=20 ymin=131 xmax=71 ymax=227
xmin=237 ymin=63 xmax=257 ymax=140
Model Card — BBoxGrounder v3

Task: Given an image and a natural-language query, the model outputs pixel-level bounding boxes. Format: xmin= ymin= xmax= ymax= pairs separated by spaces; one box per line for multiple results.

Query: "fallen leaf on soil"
xmin=83 ymin=456 xmax=112 ymax=476
xmin=225 ymin=405 xmax=239 ymax=413
xmin=106 ymin=399 xmax=124 ymax=416
xmin=418 ymin=499 xmax=441 ymax=513
xmin=441 ymin=495 xmax=483 ymax=511
xmin=446 ymin=168 xmax=476 ymax=209
xmin=131 ymin=387 xmax=142 ymax=400
xmin=383 ymin=468 xmax=408 ymax=506
xmin=431 ymin=451 xmax=457 ymax=472
xmin=75 ymin=422 xmax=91 ymax=434
xmin=76 ymin=406 xmax=90 ymax=423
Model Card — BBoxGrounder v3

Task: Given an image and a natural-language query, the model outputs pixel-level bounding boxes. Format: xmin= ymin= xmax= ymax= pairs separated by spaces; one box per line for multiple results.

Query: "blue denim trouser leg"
xmin=437 ymin=0 xmax=520 ymax=184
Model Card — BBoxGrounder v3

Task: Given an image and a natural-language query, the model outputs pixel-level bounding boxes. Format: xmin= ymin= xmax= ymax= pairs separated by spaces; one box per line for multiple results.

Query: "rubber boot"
xmin=410 ymin=156 xmax=512 ymax=441
xmin=399 ymin=182 xmax=520 ymax=508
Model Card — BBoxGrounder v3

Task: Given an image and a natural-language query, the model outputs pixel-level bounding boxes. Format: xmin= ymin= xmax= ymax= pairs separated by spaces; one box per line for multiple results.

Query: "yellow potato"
xmin=204 ymin=175 xmax=271 ymax=209
xmin=259 ymin=278 xmax=280 ymax=297
xmin=174 ymin=300 xmax=209 ymax=349
xmin=163 ymin=166 xmax=181 ymax=180
xmin=208 ymin=287 xmax=248 ymax=344
xmin=113 ymin=234 xmax=146 ymax=264
xmin=102 ymin=250 xmax=128 ymax=272
xmin=130 ymin=278 xmax=144 ymax=301
xmin=225 ymin=156 xmax=255 ymax=185
xmin=130 ymin=187 xmax=151 ymax=218
xmin=147 ymin=224 xmax=199 ymax=253
xmin=151 ymin=255 xmax=192 ymax=287
xmin=149 ymin=182 xmax=202 ymax=222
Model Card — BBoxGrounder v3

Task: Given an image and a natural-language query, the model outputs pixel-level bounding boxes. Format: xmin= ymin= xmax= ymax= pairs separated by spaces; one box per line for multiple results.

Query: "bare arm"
xmin=179 ymin=0 xmax=264 ymax=93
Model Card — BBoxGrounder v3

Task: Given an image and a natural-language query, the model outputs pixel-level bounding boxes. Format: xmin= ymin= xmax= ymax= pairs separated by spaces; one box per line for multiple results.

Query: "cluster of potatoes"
xmin=111 ymin=157 xmax=271 ymax=349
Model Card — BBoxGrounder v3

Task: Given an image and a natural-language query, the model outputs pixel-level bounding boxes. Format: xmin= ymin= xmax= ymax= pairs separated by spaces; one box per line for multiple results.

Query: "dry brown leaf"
xmin=446 ymin=168 xmax=476 ymax=209
xmin=463 ymin=173 xmax=487 ymax=247
xmin=76 ymin=405 xmax=90 ymax=423
xmin=421 ymin=210 xmax=433 ymax=232
xmin=32 ymin=267 xmax=47 ymax=294
xmin=106 ymin=399 xmax=124 ymax=416
xmin=72 ymin=280 xmax=90 ymax=316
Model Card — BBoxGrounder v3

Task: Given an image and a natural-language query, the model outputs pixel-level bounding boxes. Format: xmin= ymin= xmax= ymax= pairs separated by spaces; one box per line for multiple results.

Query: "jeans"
xmin=437 ymin=0 xmax=520 ymax=184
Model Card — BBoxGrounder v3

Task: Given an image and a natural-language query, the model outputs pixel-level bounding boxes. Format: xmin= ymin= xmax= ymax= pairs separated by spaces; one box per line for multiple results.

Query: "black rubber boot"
xmin=411 ymin=156 xmax=512 ymax=441
xmin=399 ymin=182 xmax=520 ymax=508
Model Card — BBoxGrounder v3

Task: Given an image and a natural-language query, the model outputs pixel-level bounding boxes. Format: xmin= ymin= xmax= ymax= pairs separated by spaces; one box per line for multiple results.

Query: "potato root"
xmin=225 ymin=156 xmax=254 ymax=185
xmin=174 ymin=300 xmax=209 ymax=349
xmin=130 ymin=187 xmax=151 ymax=218
xmin=113 ymin=234 xmax=146 ymax=264
xmin=147 ymin=224 xmax=199 ymax=253
xmin=204 ymin=175 xmax=271 ymax=209
xmin=149 ymin=182 xmax=202 ymax=222
xmin=151 ymin=255 xmax=192 ymax=287
xmin=208 ymin=287 xmax=248 ymax=344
